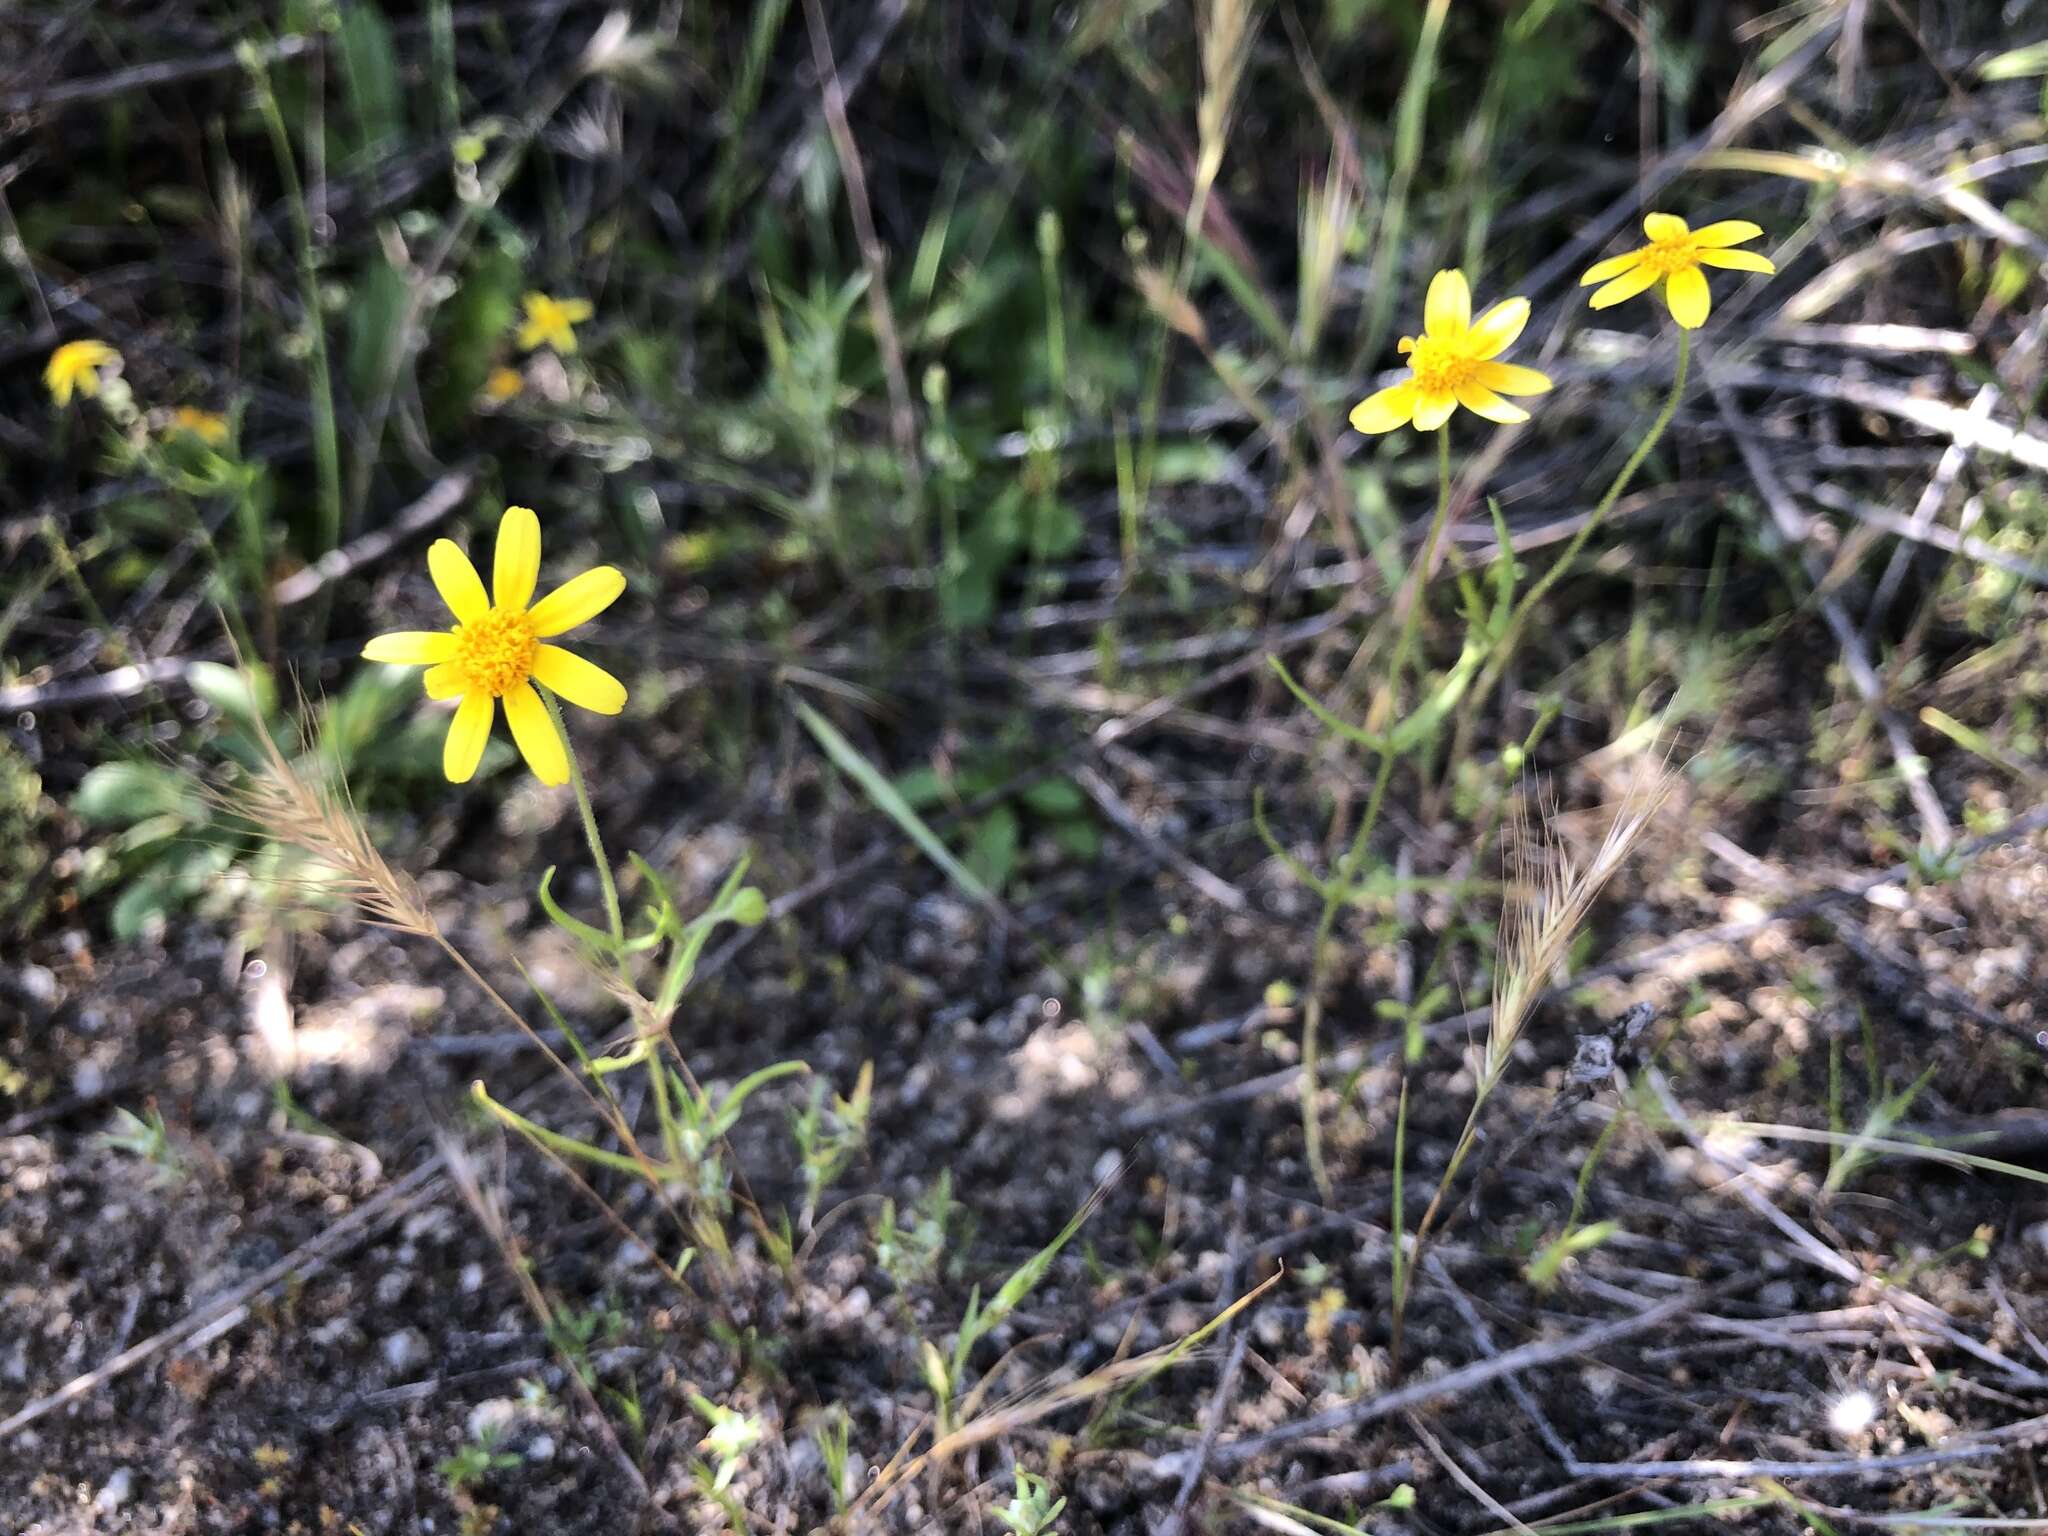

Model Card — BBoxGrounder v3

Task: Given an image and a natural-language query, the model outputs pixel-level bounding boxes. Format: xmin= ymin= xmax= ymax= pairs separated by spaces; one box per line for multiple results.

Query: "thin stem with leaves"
xmin=1299 ymin=428 xmax=1456 ymax=1199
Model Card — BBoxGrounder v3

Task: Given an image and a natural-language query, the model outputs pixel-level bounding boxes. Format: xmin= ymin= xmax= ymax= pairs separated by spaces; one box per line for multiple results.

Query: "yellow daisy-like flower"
xmin=170 ymin=406 xmax=230 ymax=445
xmin=45 ymin=339 xmax=122 ymax=407
xmin=515 ymin=292 xmax=593 ymax=354
xmin=481 ymin=365 xmax=524 ymax=404
xmin=1580 ymin=213 xmax=1775 ymax=330
xmin=1349 ymin=270 xmax=1552 ymax=434
xmin=361 ymin=506 xmax=628 ymax=787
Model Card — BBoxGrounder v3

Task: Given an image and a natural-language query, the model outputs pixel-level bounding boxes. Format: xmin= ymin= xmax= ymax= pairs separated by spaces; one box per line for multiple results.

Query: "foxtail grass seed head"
xmin=44 ymin=339 xmax=122 ymax=407
xmin=1350 ymin=270 xmax=1553 ymax=433
xmin=361 ymin=505 xmax=627 ymax=787
xmin=1196 ymin=0 xmax=1258 ymax=170
xmin=516 ymin=292 xmax=594 ymax=354
xmin=1487 ymin=766 xmax=1672 ymax=1093
xmin=1297 ymin=168 xmax=1358 ymax=358
xmin=1579 ymin=213 xmax=1775 ymax=329
xmin=217 ymin=700 xmax=437 ymax=939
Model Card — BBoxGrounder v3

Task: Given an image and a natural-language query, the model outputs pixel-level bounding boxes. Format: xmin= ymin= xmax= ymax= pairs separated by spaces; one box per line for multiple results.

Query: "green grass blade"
xmin=792 ymin=697 xmax=1003 ymax=915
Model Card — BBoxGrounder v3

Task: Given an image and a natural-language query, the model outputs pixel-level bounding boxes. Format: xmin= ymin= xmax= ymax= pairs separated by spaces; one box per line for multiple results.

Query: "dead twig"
xmin=1707 ymin=373 xmax=1952 ymax=848
xmin=1151 ymin=1286 xmax=1702 ymax=1473
xmin=272 ymin=465 xmax=477 ymax=608
xmin=1072 ymin=762 xmax=1249 ymax=914
xmin=0 ymin=1160 xmax=446 ymax=1441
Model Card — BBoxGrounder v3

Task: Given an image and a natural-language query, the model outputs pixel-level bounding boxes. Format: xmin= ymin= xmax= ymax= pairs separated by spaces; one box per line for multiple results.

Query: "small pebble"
xmin=468 ymin=1398 xmax=520 ymax=1440
xmin=616 ymin=1240 xmax=652 ymax=1269
xmin=382 ymin=1328 xmax=428 ymax=1375
xmin=94 ymin=1468 xmax=133 ymax=1513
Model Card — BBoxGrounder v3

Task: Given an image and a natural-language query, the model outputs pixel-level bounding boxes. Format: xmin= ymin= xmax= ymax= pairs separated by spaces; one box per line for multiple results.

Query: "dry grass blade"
xmin=845 ymin=1269 xmax=1281 ymax=1523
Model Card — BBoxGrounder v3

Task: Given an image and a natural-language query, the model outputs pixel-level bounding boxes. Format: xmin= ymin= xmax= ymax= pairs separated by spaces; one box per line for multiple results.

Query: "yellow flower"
xmin=1349 ymin=270 xmax=1552 ymax=434
xmin=170 ymin=406 xmax=230 ymax=445
xmin=1579 ymin=213 xmax=1775 ymax=330
xmin=515 ymin=292 xmax=593 ymax=354
xmin=45 ymin=340 xmax=121 ymax=407
xmin=482 ymin=366 xmax=524 ymax=403
xmin=361 ymin=506 xmax=628 ymax=787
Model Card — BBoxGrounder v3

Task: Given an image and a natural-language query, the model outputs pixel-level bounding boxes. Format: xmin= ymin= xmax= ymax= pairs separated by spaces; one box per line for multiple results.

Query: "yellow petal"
xmin=515 ymin=319 xmax=546 ymax=351
xmin=1467 ymin=297 xmax=1530 ymax=359
xmin=1411 ymin=389 xmax=1458 ymax=432
xmin=1579 ymin=250 xmax=1643 ymax=286
xmin=1690 ymin=219 xmax=1763 ymax=248
xmin=551 ymin=326 xmax=579 ymax=356
xmin=1349 ymin=382 xmax=1419 ymax=434
xmin=557 ymin=299 xmax=593 ymax=323
xmin=527 ymin=565 xmax=625 ymax=636
xmin=428 ymin=539 xmax=490 ymax=624
xmin=1588 ymin=263 xmax=1662 ymax=310
xmin=494 ymin=505 xmax=542 ymax=611
xmin=1423 ymin=269 xmax=1471 ymax=337
xmin=1454 ymin=380 xmax=1529 ymax=424
xmin=1643 ymin=212 xmax=1689 ymax=242
xmin=502 ymin=683 xmax=569 ymax=786
xmin=1697 ymin=247 xmax=1775 ymax=274
xmin=1665 ymin=265 xmax=1711 ymax=329
xmin=363 ymin=630 xmax=459 ymax=665
xmin=444 ymin=692 xmax=494 ymax=783
xmin=423 ymin=662 xmax=467 ymax=699
xmin=532 ymin=645 xmax=627 ymax=715
xmin=1473 ymin=361 xmax=1554 ymax=396
xmin=47 ymin=372 xmax=73 ymax=407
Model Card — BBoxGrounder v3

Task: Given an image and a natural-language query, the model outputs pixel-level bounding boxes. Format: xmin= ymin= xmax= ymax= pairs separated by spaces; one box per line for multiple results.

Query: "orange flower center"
xmin=454 ymin=607 xmax=538 ymax=697
xmin=1639 ymin=236 xmax=1700 ymax=277
xmin=1405 ymin=335 xmax=1481 ymax=396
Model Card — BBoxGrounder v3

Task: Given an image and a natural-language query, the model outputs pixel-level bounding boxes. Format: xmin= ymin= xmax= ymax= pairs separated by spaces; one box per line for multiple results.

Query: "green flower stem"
xmin=545 ymin=691 xmax=625 ymax=949
xmin=1299 ymin=427 xmax=1456 ymax=1199
xmin=1461 ymin=328 xmax=1692 ymax=743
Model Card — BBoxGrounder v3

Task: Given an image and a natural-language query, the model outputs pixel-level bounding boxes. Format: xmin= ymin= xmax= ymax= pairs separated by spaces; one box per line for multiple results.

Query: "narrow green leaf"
xmin=793 ymin=698 xmax=1002 ymax=914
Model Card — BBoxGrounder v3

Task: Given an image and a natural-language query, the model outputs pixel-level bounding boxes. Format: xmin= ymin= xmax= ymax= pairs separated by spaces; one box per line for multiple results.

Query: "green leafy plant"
xmin=94 ymin=1105 xmax=183 ymax=1185
xmin=436 ymin=1426 xmax=522 ymax=1493
xmin=991 ymin=1466 xmax=1067 ymax=1536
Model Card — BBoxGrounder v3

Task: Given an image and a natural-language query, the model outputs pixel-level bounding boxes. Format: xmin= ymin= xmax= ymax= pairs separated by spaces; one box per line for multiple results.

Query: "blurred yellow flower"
xmin=361 ymin=506 xmax=627 ymax=786
xmin=1580 ymin=213 xmax=1775 ymax=329
xmin=45 ymin=340 xmax=121 ymax=407
xmin=1350 ymin=270 xmax=1552 ymax=434
xmin=482 ymin=366 xmax=524 ymax=403
xmin=516 ymin=292 xmax=593 ymax=354
xmin=170 ymin=406 xmax=230 ymax=444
